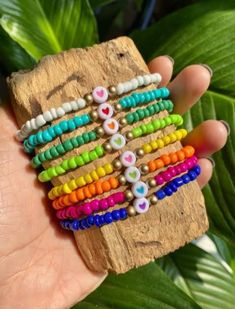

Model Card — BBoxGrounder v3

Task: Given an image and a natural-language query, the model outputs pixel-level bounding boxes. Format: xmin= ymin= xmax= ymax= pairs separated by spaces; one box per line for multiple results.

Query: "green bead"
xmin=146 ymin=123 xmax=154 ymax=134
xmin=165 ymin=116 xmax=172 ymax=126
xmin=68 ymin=157 xmax=77 ymax=169
xmin=89 ymin=150 xmax=99 ymax=161
xmin=70 ymin=137 xmax=79 ymax=147
xmin=159 ymin=119 xmax=166 ymax=128
xmin=57 ymin=144 xmax=66 ymax=155
xmin=152 ymin=119 xmax=160 ymax=130
xmin=48 ymin=167 xmax=57 ymax=178
xmin=89 ymin=131 xmax=97 ymax=140
xmin=137 ymin=109 xmax=145 ymax=119
xmin=126 ymin=114 xmax=134 ymax=124
xmin=144 ymin=108 xmax=150 ymax=117
xmin=32 ymin=156 xmax=41 ymax=168
xmin=170 ymin=115 xmax=179 ymax=123
xmin=81 ymin=151 xmax=91 ymax=164
xmin=158 ymin=101 xmax=165 ymax=110
xmin=77 ymin=136 xmax=84 ymax=145
xmin=38 ymin=172 xmax=50 ymax=182
xmin=95 ymin=145 xmax=104 ymax=156
xmin=61 ymin=160 xmax=69 ymax=170
xmin=64 ymin=140 xmax=73 ymax=151
xmin=44 ymin=149 xmax=52 ymax=160
xmin=50 ymin=146 xmax=59 ymax=158
xmin=153 ymin=103 xmax=159 ymax=113
xmin=75 ymin=156 xmax=84 ymax=166
xmin=55 ymin=165 xmax=65 ymax=175
xmin=133 ymin=113 xmax=140 ymax=122
xmin=83 ymin=132 xmax=90 ymax=143
xmin=140 ymin=124 xmax=147 ymax=135
xmin=38 ymin=152 xmax=46 ymax=162
xmin=132 ymin=127 xmax=142 ymax=138
xmin=147 ymin=105 xmax=155 ymax=115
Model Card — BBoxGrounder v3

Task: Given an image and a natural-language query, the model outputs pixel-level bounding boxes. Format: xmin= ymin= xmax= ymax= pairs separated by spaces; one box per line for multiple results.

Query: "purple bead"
xmin=175 ymin=165 xmax=182 ymax=174
xmin=162 ymin=171 xmax=172 ymax=182
xmin=83 ymin=204 xmax=92 ymax=215
xmin=155 ymin=175 xmax=164 ymax=185
xmin=90 ymin=199 xmax=99 ymax=211
xmin=187 ymin=159 xmax=193 ymax=169
xmin=112 ymin=210 xmax=121 ymax=221
xmin=100 ymin=199 xmax=109 ymax=210
xmin=104 ymin=212 xmax=113 ymax=224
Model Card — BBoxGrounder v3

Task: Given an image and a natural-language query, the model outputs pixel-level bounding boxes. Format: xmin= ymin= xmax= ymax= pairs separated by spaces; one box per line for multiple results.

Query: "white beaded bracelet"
xmin=16 ymin=73 xmax=162 ymax=141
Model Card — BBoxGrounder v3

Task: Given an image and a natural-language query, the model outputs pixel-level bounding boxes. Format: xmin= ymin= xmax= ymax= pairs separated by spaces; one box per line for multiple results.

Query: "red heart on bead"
xmin=96 ymin=89 xmax=104 ymax=97
xmin=102 ymin=107 xmax=110 ymax=115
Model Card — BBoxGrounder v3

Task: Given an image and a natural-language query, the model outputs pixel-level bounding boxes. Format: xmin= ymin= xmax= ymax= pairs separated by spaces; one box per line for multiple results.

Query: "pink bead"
xmin=114 ymin=192 xmax=125 ymax=203
xmin=175 ymin=165 xmax=182 ymax=174
xmin=68 ymin=207 xmax=78 ymax=219
xmin=168 ymin=167 xmax=177 ymax=177
xmin=107 ymin=196 xmax=115 ymax=207
xmin=90 ymin=200 xmax=99 ymax=211
xmin=100 ymin=199 xmax=109 ymax=210
xmin=155 ymin=175 xmax=164 ymax=185
xmin=180 ymin=163 xmax=188 ymax=172
xmin=56 ymin=210 xmax=63 ymax=219
xmin=82 ymin=204 xmax=92 ymax=215
xmin=162 ymin=171 xmax=172 ymax=182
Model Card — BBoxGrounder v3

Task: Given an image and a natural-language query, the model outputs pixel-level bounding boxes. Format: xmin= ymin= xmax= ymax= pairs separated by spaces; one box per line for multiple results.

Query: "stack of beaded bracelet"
xmin=17 ymin=71 xmax=201 ymax=233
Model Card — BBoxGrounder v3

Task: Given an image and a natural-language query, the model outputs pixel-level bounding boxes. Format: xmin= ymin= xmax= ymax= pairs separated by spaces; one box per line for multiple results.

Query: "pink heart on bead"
xmin=96 ymin=89 xmax=104 ymax=97
xmin=124 ymin=155 xmax=133 ymax=163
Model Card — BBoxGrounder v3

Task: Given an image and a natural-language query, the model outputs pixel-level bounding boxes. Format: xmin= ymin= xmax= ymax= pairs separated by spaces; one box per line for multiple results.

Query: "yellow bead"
xmin=142 ymin=144 xmax=152 ymax=153
xmin=97 ymin=167 xmax=106 ymax=177
xmin=69 ymin=180 xmax=77 ymax=191
xmin=89 ymin=171 xmax=98 ymax=181
xmin=63 ymin=183 xmax=72 ymax=194
xmin=181 ymin=129 xmax=188 ymax=138
xmin=169 ymin=133 xmax=177 ymax=142
xmin=76 ymin=177 xmax=86 ymax=187
xmin=163 ymin=136 xmax=171 ymax=144
xmin=150 ymin=140 xmax=158 ymax=150
xmin=48 ymin=191 xmax=54 ymax=200
xmin=104 ymin=163 xmax=113 ymax=174
xmin=157 ymin=139 xmax=165 ymax=148
xmin=85 ymin=173 xmax=94 ymax=183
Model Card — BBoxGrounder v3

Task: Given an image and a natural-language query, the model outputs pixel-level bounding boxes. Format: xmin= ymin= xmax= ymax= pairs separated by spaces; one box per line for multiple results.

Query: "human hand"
xmin=0 ymin=56 xmax=228 ymax=309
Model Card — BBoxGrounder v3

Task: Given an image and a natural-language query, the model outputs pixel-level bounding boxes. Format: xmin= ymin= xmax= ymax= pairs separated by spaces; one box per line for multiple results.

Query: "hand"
xmin=0 ymin=56 xmax=228 ymax=309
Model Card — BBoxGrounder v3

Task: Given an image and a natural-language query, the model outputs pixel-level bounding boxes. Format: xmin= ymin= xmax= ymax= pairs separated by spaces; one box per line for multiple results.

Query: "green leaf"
xmin=132 ymin=0 xmax=235 ymax=244
xmin=74 ymin=262 xmax=200 ymax=309
xmin=89 ymin=0 xmax=115 ymax=9
xmin=0 ymin=26 xmax=35 ymax=72
xmin=159 ymin=244 xmax=235 ymax=309
xmin=0 ymin=0 xmax=98 ymax=61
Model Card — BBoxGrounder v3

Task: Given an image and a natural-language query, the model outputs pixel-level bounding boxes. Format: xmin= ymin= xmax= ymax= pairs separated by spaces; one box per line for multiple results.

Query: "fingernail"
xmin=207 ymin=157 xmax=216 ymax=168
xmin=220 ymin=120 xmax=230 ymax=136
xmin=164 ymin=55 xmax=174 ymax=65
xmin=199 ymin=64 xmax=213 ymax=77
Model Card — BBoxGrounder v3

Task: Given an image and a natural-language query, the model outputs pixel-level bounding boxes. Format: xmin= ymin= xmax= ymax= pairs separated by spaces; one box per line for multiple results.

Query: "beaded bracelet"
xmin=23 ymin=86 xmax=170 ymax=153
xmin=38 ymin=114 xmax=183 ymax=182
xmin=56 ymin=154 xmax=198 ymax=218
xmin=16 ymin=72 xmax=162 ymax=141
xmin=48 ymin=128 xmax=188 ymax=200
xmin=32 ymin=100 xmax=174 ymax=168
xmin=60 ymin=165 xmax=201 ymax=231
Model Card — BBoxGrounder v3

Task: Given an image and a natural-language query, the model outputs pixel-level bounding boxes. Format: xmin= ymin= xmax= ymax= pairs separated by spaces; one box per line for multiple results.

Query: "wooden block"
xmin=7 ymin=37 xmax=208 ymax=274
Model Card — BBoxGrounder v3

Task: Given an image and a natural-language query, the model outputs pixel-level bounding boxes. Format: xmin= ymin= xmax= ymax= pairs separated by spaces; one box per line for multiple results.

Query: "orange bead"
xmin=70 ymin=191 xmax=78 ymax=204
xmin=96 ymin=181 xmax=103 ymax=195
xmin=84 ymin=186 xmax=92 ymax=199
xmin=169 ymin=152 xmax=178 ymax=164
xmin=110 ymin=177 xmax=119 ymax=188
xmin=102 ymin=180 xmax=111 ymax=192
xmin=154 ymin=159 xmax=164 ymax=170
xmin=176 ymin=150 xmax=185 ymax=161
xmin=63 ymin=195 xmax=72 ymax=206
xmin=76 ymin=189 xmax=85 ymax=202
xmin=148 ymin=160 xmax=156 ymax=172
xmin=88 ymin=183 xmax=96 ymax=195
xmin=161 ymin=154 xmax=171 ymax=165
xmin=184 ymin=145 xmax=195 ymax=157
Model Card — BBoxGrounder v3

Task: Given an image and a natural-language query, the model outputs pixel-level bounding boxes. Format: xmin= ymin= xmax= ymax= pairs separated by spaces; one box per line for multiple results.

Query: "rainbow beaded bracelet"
xmin=16 ymin=72 xmax=162 ymax=141
xmin=60 ymin=165 xmax=201 ymax=231
xmin=38 ymin=114 xmax=183 ymax=182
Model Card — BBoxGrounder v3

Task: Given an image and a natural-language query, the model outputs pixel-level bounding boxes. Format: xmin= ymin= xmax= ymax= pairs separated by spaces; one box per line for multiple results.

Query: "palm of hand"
xmin=0 ymin=57 xmax=228 ymax=309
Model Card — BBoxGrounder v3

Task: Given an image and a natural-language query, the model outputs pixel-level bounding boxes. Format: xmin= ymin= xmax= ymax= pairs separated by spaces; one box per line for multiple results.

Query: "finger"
xmin=183 ymin=120 xmax=228 ymax=157
xmin=148 ymin=56 xmax=174 ymax=87
xmin=197 ymin=158 xmax=214 ymax=188
xmin=168 ymin=64 xmax=212 ymax=115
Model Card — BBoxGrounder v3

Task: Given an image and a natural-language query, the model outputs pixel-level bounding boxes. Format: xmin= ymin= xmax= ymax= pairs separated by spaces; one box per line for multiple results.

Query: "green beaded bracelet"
xmin=31 ymin=130 xmax=98 ymax=168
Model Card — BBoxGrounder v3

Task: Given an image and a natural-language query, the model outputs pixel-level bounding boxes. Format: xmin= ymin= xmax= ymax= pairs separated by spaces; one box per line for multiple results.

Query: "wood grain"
xmin=7 ymin=37 xmax=208 ymax=273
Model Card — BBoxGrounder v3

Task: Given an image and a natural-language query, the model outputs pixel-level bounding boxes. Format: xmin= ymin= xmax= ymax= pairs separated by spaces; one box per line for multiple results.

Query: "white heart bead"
xmin=133 ymin=197 xmax=149 ymax=214
xmin=103 ymin=118 xmax=119 ymax=135
xmin=124 ymin=166 xmax=140 ymax=183
xmin=110 ymin=133 xmax=126 ymax=150
xmin=120 ymin=151 xmax=136 ymax=167
xmin=132 ymin=181 xmax=148 ymax=198
xmin=92 ymin=86 xmax=108 ymax=103
xmin=97 ymin=103 xmax=114 ymax=120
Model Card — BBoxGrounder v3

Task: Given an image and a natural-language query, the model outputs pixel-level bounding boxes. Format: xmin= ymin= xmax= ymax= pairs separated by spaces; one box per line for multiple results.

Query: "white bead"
xmin=143 ymin=74 xmax=151 ymax=85
xmin=92 ymin=86 xmax=108 ymax=104
xmin=56 ymin=107 xmax=65 ymax=117
xmin=36 ymin=115 xmax=46 ymax=127
xmin=116 ymin=83 xmax=124 ymax=95
xmin=50 ymin=108 xmax=57 ymax=118
xmin=153 ymin=73 xmax=162 ymax=83
xmin=124 ymin=166 xmax=140 ymax=183
xmin=120 ymin=151 xmax=136 ymax=167
xmin=43 ymin=111 xmax=53 ymax=122
xmin=103 ymin=118 xmax=119 ymax=135
xmin=70 ymin=101 xmax=78 ymax=111
xmin=25 ymin=120 xmax=31 ymax=130
xmin=77 ymin=98 xmax=86 ymax=109
xmin=16 ymin=130 xmax=23 ymax=141
xmin=62 ymin=102 xmax=72 ymax=113
xmin=110 ymin=133 xmax=126 ymax=150
xmin=123 ymin=81 xmax=133 ymax=93
xmin=30 ymin=118 xmax=37 ymax=130
xmin=136 ymin=75 xmax=144 ymax=86
xmin=132 ymin=181 xmax=148 ymax=198
xmin=130 ymin=78 xmax=138 ymax=89
xmin=133 ymin=197 xmax=149 ymax=214
xmin=97 ymin=103 xmax=113 ymax=120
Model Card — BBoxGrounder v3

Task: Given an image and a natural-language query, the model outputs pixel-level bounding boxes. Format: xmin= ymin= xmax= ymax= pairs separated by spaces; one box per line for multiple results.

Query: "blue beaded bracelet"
xmin=119 ymin=87 xmax=170 ymax=109
xmin=23 ymin=113 xmax=91 ymax=153
xmin=60 ymin=165 xmax=201 ymax=231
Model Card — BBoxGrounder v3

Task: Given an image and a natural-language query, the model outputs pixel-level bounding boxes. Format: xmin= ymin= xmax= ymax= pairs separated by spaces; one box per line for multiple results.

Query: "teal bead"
xmin=145 ymin=93 xmax=151 ymax=102
xmin=129 ymin=96 xmax=136 ymax=107
xmin=50 ymin=146 xmax=59 ymax=157
xmin=144 ymin=108 xmax=150 ymax=117
xmin=137 ymin=109 xmax=145 ymax=119
xmin=70 ymin=137 xmax=79 ymax=147
xmin=133 ymin=113 xmax=140 ymax=122
xmin=149 ymin=91 xmax=155 ymax=100
xmin=161 ymin=87 xmax=170 ymax=98
xmin=126 ymin=113 xmax=134 ymax=124
xmin=57 ymin=144 xmax=66 ymax=155
xmin=67 ymin=120 xmax=75 ymax=131
xmin=32 ymin=156 xmax=41 ymax=168
xmin=38 ymin=152 xmax=46 ymax=162
xmin=153 ymin=103 xmax=160 ymax=113
xmin=89 ymin=131 xmax=97 ymax=140
xmin=42 ymin=130 xmax=52 ymax=142
xmin=59 ymin=121 xmax=68 ymax=131
xmin=64 ymin=140 xmax=73 ymax=151
xmin=83 ymin=132 xmax=90 ymax=143
xmin=147 ymin=105 xmax=155 ymax=115
xmin=74 ymin=116 xmax=82 ymax=127
xmin=48 ymin=127 xmax=56 ymax=138
xmin=44 ymin=150 xmax=52 ymax=160
xmin=36 ymin=131 xmax=44 ymax=143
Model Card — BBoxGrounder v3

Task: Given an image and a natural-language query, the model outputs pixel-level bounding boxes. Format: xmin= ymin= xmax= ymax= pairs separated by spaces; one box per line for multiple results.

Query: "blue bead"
xmin=161 ymin=87 xmax=170 ymax=98
xmin=104 ymin=212 xmax=113 ymax=224
xmin=182 ymin=174 xmax=191 ymax=184
xmin=87 ymin=215 xmax=94 ymax=226
xmin=68 ymin=120 xmax=76 ymax=131
xmin=155 ymin=189 xmax=166 ymax=200
xmin=65 ymin=221 xmax=71 ymax=229
xmin=36 ymin=131 xmax=44 ymax=144
xmin=74 ymin=116 xmax=83 ymax=127
xmin=54 ymin=124 xmax=63 ymax=135
xmin=59 ymin=121 xmax=68 ymax=131
xmin=72 ymin=220 xmax=80 ymax=231
xmin=42 ymin=130 xmax=52 ymax=142
xmin=99 ymin=215 xmax=105 ymax=226
xmin=28 ymin=134 xmax=36 ymax=146
xmin=129 ymin=96 xmax=135 ymax=106
xmin=111 ymin=210 xmax=121 ymax=221
xmin=164 ymin=186 xmax=173 ymax=196
xmin=94 ymin=215 xmax=102 ymax=227
xmin=48 ymin=126 xmax=56 ymax=138
xmin=119 ymin=208 xmax=127 ymax=219
xmin=84 ymin=114 xmax=91 ymax=124
xmin=173 ymin=177 xmax=184 ymax=187
xmin=149 ymin=91 xmax=155 ymax=100
xmin=81 ymin=218 xmax=89 ymax=229
xmin=168 ymin=182 xmax=178 ymax=192
xmin=139 ymin=94 xmax=145 ymax=103
xmin=193 ymin=165 xmax=201 ymax=176
xmin=188 ymin=170 xmax=197 ymax=181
